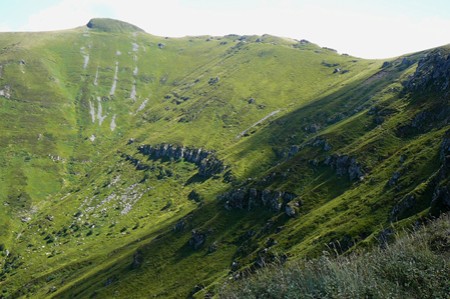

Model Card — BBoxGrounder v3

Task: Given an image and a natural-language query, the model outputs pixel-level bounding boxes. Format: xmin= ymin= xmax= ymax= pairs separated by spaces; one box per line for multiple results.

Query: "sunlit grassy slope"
xmin=0 ymin=19 xmax=448 ymax=298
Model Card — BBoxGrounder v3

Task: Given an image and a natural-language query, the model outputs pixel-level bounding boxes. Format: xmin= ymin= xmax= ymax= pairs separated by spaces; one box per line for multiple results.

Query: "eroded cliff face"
xmin=404 ymin=48 xmax=450 ymax=95
xmin=138 ymin=144 xmax=225 ymax=177
xmin=218 ymin=188 xmax=299 ymax=215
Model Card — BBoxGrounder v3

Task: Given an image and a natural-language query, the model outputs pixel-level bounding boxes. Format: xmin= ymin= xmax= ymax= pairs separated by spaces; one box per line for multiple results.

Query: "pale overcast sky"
xmin=0 ymin=0 xmax=449 ymax=59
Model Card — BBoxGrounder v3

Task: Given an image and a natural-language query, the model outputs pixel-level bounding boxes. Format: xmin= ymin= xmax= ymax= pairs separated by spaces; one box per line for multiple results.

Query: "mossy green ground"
xmin=0 ymin=19 xmax=448 ymax=298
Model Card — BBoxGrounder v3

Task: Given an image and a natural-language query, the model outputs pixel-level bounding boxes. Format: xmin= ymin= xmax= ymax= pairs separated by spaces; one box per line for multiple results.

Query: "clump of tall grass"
xmin=220 ymin=214 xmax=449 ymax=299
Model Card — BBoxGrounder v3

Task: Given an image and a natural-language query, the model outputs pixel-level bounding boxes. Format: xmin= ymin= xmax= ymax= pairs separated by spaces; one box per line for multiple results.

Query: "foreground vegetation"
xmin=220 ymin=214 xmax=450 ymax=299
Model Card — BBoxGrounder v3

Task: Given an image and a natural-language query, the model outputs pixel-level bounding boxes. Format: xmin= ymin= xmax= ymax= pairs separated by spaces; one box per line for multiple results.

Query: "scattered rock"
xmin=288 ymin=145 xmax=300 ymax=157
xmin=304 ymin=123 xmax=320 ymax=133
xmin=188 ymin=190 xmax=202 ymax=203
xmin=248 ymin=98 xmax=255 ymax=104
xmin=208 ymin=242 xmax=218 ymax=253
xmin=0 ymin=85 xmax=11 ymax=99
xmin=208 ymin=77 xmax=219 ymax=85
xmin=309 ymin=137 xmax=332 ymax=151
xmin=157 ymin=43 xmax=165 ymax=49
xmin=381 ymin=61 xmax=391 ymax=68
xmin=189 ymin=230 xmax=206 ymax=250
xmin=374 ymin=116 xmax=384 ymax=125
xmin=188 ymin=284 xmax=205 ymax=297
xmin=266 ymin=238 xmax=277 ymax=247
xmin=105 ymin=276 xmax=117 ymax=286
xmin=231 ymin=261 xmax=239 ymax=271
xmin=328 ymin=234 xmax=355 ymax=253
xmin=391 ymin=194 xmax=416 ymax=221
xmin=131 ymin=250 xmax=144 ymax=269
xmin=173 ymin=220 xmax=186 ymax=232
xmin=399 ymin=155 xmax=407 ymax=163
xmin=285 ymin=202 xmax=298 ymax=217
xmin=388 ymin=171 xmax=401 ymax=186
xmin=324 ymin=154 xmax=364 ymax=181
xmin=378 ymin=228 xmax=394 ymax=248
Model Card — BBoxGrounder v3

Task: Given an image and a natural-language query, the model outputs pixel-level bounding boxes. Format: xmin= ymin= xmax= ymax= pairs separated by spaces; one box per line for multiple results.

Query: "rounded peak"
xmin=86 ymin=18 xmax=145 ymax=33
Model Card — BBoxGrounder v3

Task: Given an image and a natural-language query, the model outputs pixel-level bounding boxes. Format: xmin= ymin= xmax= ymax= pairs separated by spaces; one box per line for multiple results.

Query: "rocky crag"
xmin=138 ymin=144 xmax=225 ymax=177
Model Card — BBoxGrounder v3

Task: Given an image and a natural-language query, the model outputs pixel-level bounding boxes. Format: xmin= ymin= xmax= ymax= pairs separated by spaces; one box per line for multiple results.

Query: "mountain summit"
xmin=86 ymin=18 xmax=145 ymax=33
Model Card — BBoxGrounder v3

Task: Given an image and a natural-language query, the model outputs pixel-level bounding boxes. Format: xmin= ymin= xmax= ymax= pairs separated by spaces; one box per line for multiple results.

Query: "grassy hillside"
xmin=0 ymin=18 xmax=448 ymax=298
xmin=220 ymin=214 xmax=450 ymax=299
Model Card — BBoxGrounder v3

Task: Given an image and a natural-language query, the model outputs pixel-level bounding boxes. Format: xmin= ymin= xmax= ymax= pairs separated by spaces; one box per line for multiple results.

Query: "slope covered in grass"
xmin=0 ymin=19 xmax=449 ymax=298
xmin=219 ymin=214 xmax=450 ymax=299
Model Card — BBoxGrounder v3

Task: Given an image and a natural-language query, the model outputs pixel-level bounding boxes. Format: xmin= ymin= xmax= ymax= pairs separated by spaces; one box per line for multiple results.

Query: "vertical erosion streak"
xmin=110 ymin=115 xmax=117 ymax=131
xmin=94 ymin=67 xmax=99 ymax=86
xmin=110 ymin=62 xmax=119 ymax=96
xmin=89 ymin=100 xmax=96 ymax=123
xmin=97 ymin=97 xmax=107 ymax=125
xmin=130 ymin=81 xmax=137 ymax=101
xmin=136 ymin=99 xmax=148 ymax=114
xmin=83 ymin=55 xmax=89 ymax=69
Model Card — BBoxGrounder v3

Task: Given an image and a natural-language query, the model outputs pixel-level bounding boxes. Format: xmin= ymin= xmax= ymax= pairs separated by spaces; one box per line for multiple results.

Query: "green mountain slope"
xmin=0 ymin=18 xmax=448 ymax=298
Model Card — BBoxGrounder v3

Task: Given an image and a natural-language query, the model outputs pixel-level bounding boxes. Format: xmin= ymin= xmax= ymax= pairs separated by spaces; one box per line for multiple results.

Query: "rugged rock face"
xmin=404 ymin=49 xmax=450 ymax=95
xmin=430 ymin=187 xmax=450 ymax=213
xmin=138 ymin=144 xmax=225 ymax=177
xmin=397 ymin=107 xmax=450 ymax=137
xmin=219 ymin=188 xmax=299 ymax=214
xmin=430 ymin=131 xmax=450 ymax=215
xmin=324 ymin=154 xmax=364 ymax=181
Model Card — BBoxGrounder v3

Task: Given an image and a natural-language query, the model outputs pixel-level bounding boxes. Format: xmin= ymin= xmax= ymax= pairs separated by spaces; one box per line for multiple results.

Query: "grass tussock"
xmin=220 ymin=214 xmax=450 ymax=299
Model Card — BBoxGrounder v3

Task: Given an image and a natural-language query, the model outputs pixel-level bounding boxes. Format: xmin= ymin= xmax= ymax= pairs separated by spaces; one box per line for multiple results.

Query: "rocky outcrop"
xmin=404 ymin=49 xmax=450 ymax=95
xmin=121 ymin=153 xmax=149 ymax=170
xmin=131 ymin=250 xmax=144 ymax=269
xmin=388 ymin=171 xmax=401 ymax=187
xmin=397 ymin=107 xmax=450 ymax=137
xmin=138 ymin=144 xmax=225 ymax=177
xmin=189 ymin=230 xmax=207 ymax=250
xmin=0 ymin=85 xmax=11 ymax=99
xmin=393 ymin=131 xmax=450 ymax=220
xmin=390 ymin=194 xmax=416 ymax=221
xmin=440 ymin=130 xmax=450 ymax=163
xmin=324 ymin=154 xmax=364 ymax=181
xmin=430 ymin=187 xmax=450 ymax=214
xmin=429 ymin=131 xmax=450 ymax=215
xmin=219 ymin=188 xmax=299 ymax=215
xmin=310 ymin=137 xmax=332 ymax=151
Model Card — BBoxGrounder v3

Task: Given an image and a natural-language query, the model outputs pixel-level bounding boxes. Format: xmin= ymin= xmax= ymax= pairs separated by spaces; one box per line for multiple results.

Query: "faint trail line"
xmin=236 ymin=110 xmax=281 ymax=138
